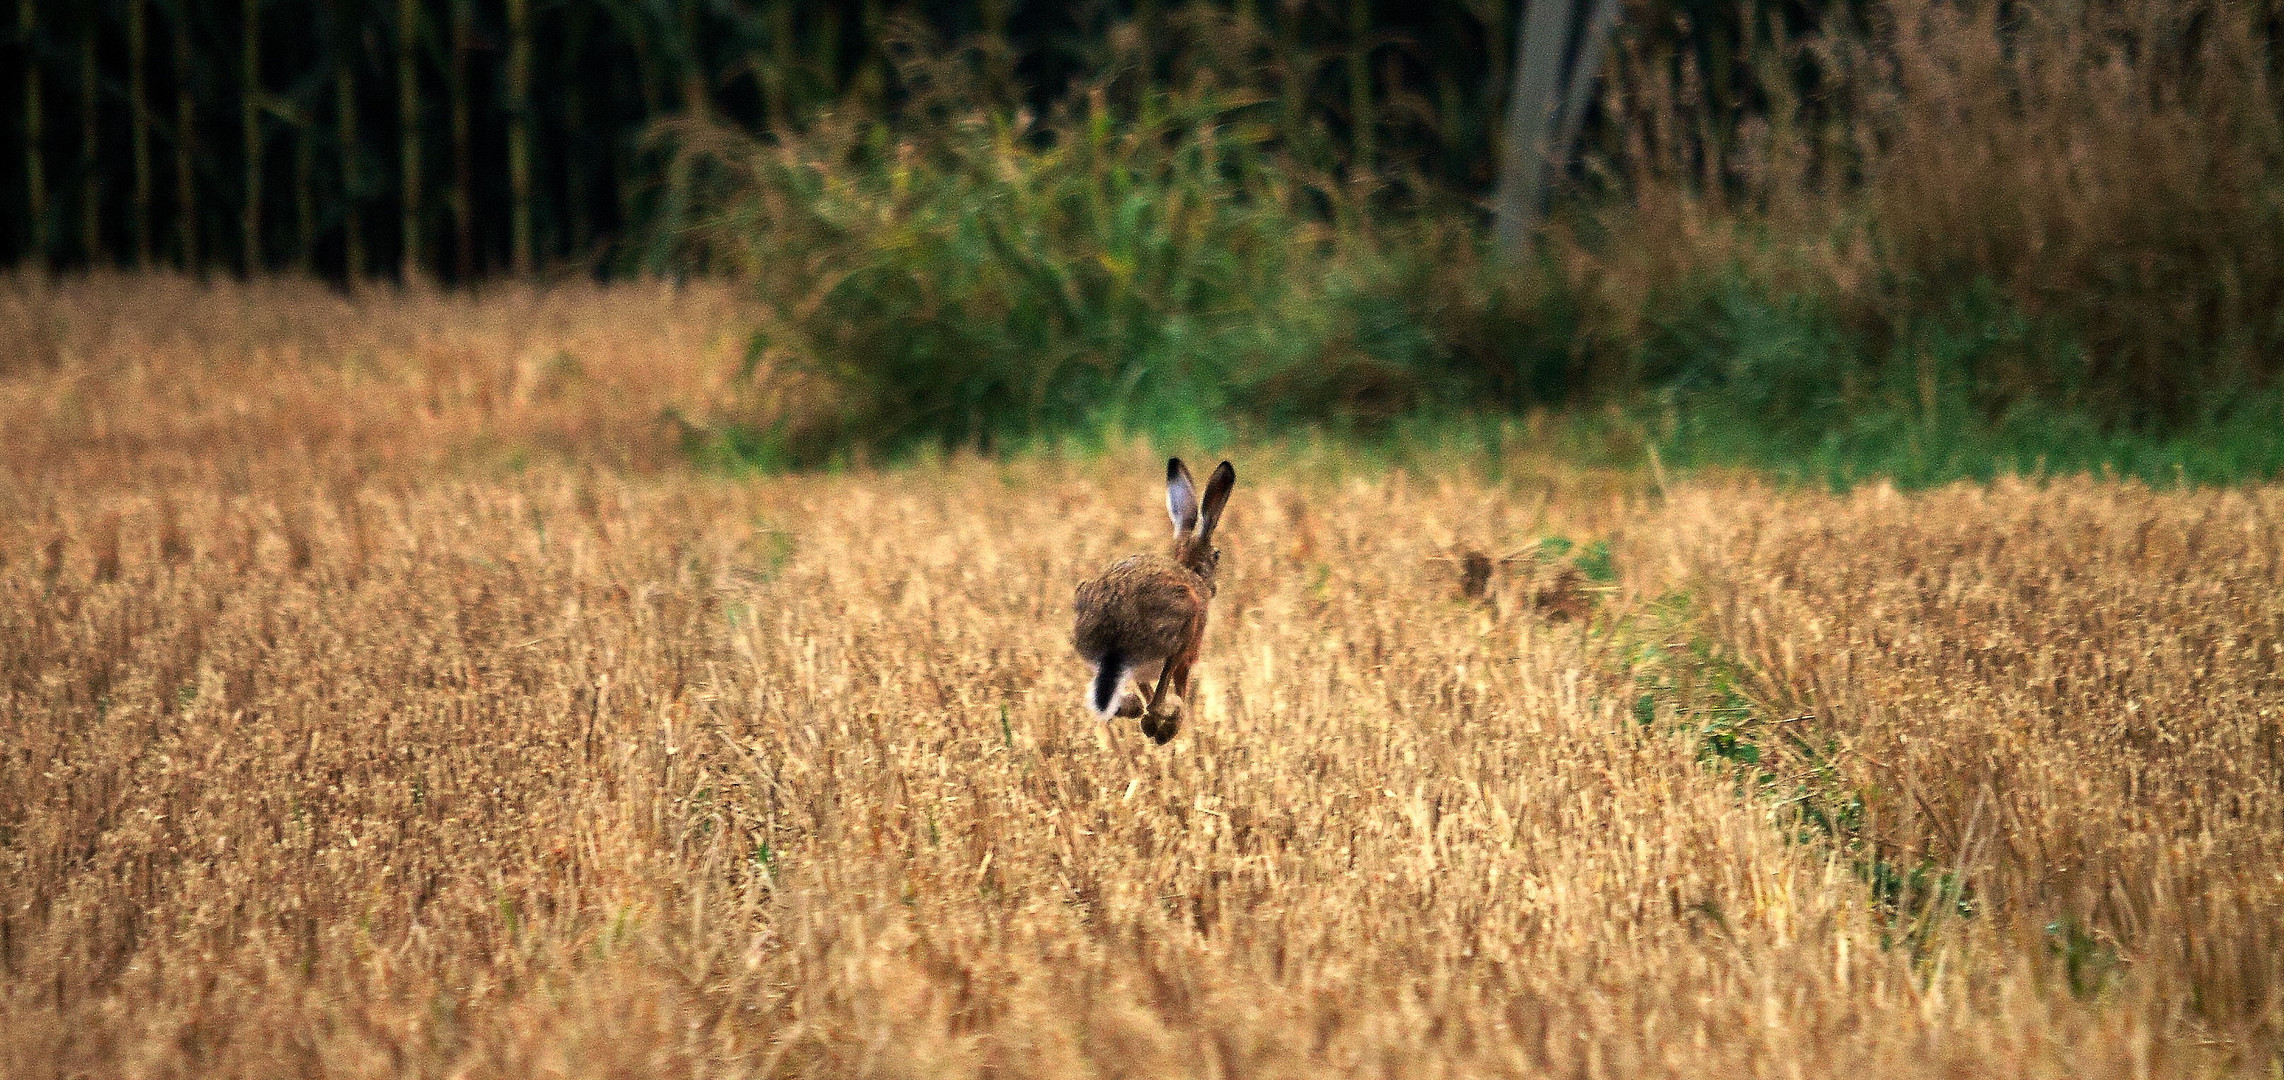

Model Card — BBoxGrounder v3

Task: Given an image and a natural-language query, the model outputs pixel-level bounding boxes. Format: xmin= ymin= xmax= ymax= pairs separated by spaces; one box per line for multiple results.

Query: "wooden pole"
xmin=22 ymin=0 xmax=48 ymax=261
xmin=396 ymin=0 xmax=419 ymax=281
xmin=562 ymin=9 xmax=586 ymax=259
xmin=1491 ymin=0 xmax=1620 ymax=262
xmin=80 ymin=18 xmax=100 ymax=264
xmin=506 ymin=0 xmax=531 ymax=276
xmin=1492 ymin=0 xmax=1575 ymax=260
xmin=336 ymin=0 xmax=362 ymax=280
xmin=174 ymin=0 xmax=198 ymax=270
xmin=294 ymin=101 xmax=313 ymax=271
xmin=131 ymin=0 xmax=152 ymax=266
xmin=448 ymin=0 xmax=471 ymax=281
xmin=1552 ymin=0 xmax=1618 ymax=176
xmin=241 ymin=0 xmax=262 ymax=273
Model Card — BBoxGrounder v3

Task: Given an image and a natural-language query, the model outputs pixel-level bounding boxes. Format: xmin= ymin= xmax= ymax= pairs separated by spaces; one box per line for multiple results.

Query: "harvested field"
xmin=2 ymin=275 xmax=2279 ymax=1077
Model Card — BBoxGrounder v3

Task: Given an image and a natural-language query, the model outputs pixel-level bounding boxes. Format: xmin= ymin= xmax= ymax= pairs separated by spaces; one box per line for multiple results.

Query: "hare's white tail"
xmin=1088 ymin=650 xmax=1131 ymax=720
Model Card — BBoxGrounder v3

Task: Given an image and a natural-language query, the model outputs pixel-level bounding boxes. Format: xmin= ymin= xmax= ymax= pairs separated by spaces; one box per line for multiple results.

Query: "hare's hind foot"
xmin=1141 ymin=692 xmax=1183 ymax=744
xmin=1112 ymin=689 xmax=1147 ymax=718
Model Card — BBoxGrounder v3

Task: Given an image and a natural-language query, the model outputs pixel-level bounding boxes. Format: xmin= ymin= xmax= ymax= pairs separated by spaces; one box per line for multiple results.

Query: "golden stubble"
xmin=1666 ymin=480 xmax=2284 ymax=1052
xmin=0 ymin=276 xmax=2272 ymax=1077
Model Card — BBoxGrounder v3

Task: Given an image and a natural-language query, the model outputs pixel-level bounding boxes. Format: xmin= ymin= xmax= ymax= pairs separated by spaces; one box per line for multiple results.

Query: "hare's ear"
xmin=1166 ymin=458 xmax=1200 ymax=535
xmin=1197 ymin=460 xmax=1236 ymax=541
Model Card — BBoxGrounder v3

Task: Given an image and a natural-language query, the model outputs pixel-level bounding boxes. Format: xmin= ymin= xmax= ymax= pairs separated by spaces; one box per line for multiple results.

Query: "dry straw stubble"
xmin=0 ymin=275 xmax=2274 ymax=1077
xmin=1671 ymin=479 xmax=2284 ymax=1052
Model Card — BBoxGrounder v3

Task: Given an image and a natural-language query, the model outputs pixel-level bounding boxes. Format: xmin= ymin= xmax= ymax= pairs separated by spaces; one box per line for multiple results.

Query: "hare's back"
xmin=1073 ymin=555 xmax=1204 ymax=663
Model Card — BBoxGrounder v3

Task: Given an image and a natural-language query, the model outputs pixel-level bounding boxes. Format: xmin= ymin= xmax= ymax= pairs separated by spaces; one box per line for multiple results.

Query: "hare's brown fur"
xmin=1073 ymin=555 xmax=1209 ymax=673
xmin=1071 ymin=459 xmax=1235 ymax=744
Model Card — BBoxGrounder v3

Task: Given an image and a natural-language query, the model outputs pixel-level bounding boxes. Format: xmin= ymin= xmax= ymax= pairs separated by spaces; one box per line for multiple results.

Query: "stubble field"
xmin=3 ymin=274 xmax=2280 ymax=1078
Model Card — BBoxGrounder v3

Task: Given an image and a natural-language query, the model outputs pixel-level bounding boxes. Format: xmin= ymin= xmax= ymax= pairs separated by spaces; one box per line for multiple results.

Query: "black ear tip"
xmin=1166 ymin=457 xmax=1185 ymax=479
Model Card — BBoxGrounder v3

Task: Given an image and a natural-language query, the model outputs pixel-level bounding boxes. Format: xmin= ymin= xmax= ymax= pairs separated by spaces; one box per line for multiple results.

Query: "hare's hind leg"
xmin=1146 ymin=616 xmax=1207 ymax=744
xmin=1140 ymin=660 xmax=1181 ymax=744
xmin=1144 ymin=656 xmax=1197 ymax=745
xmin=1148 ymin=613 xmax=1207 ymax=745
xmin=1113 ymin=659 xmax=1161 ymax=718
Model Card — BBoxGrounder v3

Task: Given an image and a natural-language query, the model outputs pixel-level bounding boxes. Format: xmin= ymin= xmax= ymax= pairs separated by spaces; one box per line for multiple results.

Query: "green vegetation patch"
xmin=1614 ymin=588 xmax=1978 ymax=951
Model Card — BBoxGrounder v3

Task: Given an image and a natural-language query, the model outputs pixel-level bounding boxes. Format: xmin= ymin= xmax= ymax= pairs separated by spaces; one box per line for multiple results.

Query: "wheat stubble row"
xmin=2 ymin=276 xmax=2272 ymax=1077
xmin=0 ymin=461 xmax=2253 ymax=1078
xmin=1665 ymin=480 xmax=2284 ymax=1060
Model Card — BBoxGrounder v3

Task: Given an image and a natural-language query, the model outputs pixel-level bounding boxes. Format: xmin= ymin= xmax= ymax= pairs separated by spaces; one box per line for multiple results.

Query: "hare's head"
xmin=1166 ymin=458 xmax=1236 ymax=590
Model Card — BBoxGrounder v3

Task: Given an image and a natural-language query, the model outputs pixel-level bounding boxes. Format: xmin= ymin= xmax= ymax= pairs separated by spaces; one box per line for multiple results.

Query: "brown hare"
xmin=1072 ymin=458 xmax=1236 ymax=745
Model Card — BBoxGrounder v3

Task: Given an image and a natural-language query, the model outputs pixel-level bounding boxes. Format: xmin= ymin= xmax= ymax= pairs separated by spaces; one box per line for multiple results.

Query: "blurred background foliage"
xmin=9 ymin=0 xmax=2284 ymax=481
